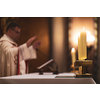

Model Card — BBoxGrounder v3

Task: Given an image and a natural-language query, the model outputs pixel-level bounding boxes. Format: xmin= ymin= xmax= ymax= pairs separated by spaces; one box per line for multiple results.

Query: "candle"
xmin=71 ymin=48 xmax=76 ymax=65
xmin=78 ymin=35 xmax=81 ymax=60
xmin=78 ymin=28 xmax=87 ymax=60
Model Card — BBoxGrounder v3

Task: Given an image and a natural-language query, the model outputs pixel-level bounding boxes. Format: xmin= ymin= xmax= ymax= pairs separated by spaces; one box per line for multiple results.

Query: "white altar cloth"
xmin=0 ymin=72 xmax=96 ymax=84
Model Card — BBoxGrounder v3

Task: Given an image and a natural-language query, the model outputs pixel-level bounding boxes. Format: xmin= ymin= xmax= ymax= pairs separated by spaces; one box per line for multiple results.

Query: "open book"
xmin=37 ymin=59 xmax=59 ymax=74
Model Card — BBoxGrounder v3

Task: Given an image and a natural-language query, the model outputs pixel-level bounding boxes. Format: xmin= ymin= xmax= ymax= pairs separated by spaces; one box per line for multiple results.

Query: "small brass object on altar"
xmin=74 ymin=60 xmax=92 ymax=77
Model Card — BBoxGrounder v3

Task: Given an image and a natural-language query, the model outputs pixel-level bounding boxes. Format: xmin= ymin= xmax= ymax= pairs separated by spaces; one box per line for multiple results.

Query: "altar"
xmin=0 ymin=72 xmax=96 ymax=84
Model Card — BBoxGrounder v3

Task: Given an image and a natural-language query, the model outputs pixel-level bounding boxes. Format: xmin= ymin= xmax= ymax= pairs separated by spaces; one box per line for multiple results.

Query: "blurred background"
xmin=0 ymin=17 xmax=100 ymax=83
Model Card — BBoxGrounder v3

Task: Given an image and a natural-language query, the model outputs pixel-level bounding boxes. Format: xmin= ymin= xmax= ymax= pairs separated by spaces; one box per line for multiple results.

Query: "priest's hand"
xmin=33 ymin=41 xmax=41 ymax=49
xmin=26 ymin=36 xmax=36 ymax=47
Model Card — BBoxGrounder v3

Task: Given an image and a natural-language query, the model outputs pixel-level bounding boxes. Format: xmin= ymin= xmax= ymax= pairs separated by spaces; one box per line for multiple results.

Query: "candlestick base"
xmin=76 ymin=73 xmax=92 ymax=78
xmin=70 ymin=64 xmax=78 ymax=73
xmin=74 ymin=60 xmax=92 ymax=67
xmin=74 ymin=60 xmax=92 ymax=77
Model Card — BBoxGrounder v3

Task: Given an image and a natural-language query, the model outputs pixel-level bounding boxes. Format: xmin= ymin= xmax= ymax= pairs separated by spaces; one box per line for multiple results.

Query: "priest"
xmin=0 ymin=22 xmax=41 ymax=77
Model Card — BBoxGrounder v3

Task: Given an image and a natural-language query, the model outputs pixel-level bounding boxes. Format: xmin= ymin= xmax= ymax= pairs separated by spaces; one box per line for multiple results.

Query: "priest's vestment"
xmin=0 ymin=34 xmax=37 ymax=77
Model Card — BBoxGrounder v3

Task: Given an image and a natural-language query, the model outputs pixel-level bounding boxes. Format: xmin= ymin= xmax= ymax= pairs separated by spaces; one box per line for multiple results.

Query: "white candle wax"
xmin=71 ymin=48 xmax=76 ymax=65
xmin=78 ymin=28 xmax=87 ymax=60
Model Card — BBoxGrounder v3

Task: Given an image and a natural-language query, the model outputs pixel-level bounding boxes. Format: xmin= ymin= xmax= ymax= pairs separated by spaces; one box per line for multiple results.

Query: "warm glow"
xmin=70 ymin=17 xmax=95 ymax=48
xmin=86 ymin=31 xmax=95 ymax=46
xmin=70 ymin=30 xmax=95 ymax=47
xmin=86 ymin=31 xmax=95 ymax=42
xmin=83 ymin=27 xmax=85 ymax=30
xmin=71 ymin=48 xmax=75 ymax=52
xmin=70 ymin=31 xmax=80 ymax=47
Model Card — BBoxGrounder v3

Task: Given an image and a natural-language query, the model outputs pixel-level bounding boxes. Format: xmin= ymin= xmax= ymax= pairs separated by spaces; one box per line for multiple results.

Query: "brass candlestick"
xmin=74 ymin=60 xmax=92 ymax=77
xmin=70 ymin=64 xmax=78 ymax=73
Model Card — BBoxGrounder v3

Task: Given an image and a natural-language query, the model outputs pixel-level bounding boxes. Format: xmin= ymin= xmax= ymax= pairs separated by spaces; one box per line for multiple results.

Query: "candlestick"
xmin=71 ymin=48 xmax=76 ymax=65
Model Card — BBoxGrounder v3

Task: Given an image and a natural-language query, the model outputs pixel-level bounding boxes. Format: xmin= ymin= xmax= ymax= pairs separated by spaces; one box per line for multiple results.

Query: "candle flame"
xmin=71 ymin=48 xmax=75 ymax=52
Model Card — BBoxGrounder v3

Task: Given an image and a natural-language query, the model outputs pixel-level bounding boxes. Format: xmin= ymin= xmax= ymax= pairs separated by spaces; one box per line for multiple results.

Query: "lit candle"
xmin=71 ymin=48 xmax=76 ymax=65
xmin=78 ymin=35 xmax=81 ymax=60
xmin=78 ymin=28 xmax=87 ymax=60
